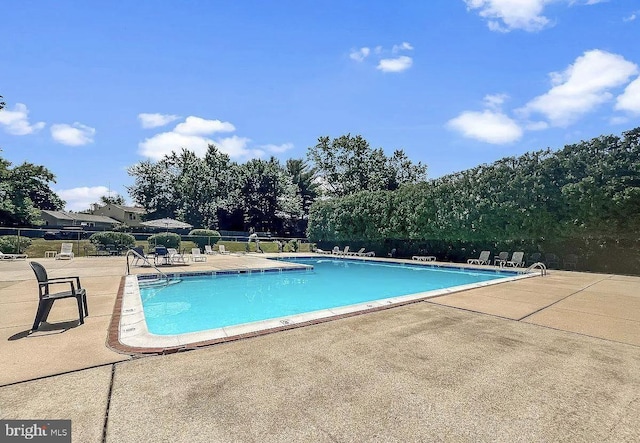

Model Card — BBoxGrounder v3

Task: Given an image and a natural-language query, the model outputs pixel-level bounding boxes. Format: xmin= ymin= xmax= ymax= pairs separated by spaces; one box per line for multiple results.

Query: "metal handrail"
xmin=125 ymin=249 xmax=170 ymax=284
xmin=525 ymin=262 xmax=547 ymax=276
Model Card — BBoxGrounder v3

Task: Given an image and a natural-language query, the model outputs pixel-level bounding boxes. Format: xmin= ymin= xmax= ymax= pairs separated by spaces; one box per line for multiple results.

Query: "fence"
xmin=0 ymin=227 xmax=312 ymax=258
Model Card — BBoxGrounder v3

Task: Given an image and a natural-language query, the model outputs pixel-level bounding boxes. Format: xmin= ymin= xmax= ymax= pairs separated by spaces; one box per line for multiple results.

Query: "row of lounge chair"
xmin=316 ymin=246 xmax=375 ymax=257
xmin=466 ymin=251 xmax=525 ymax=267
xmin=466 ymin=251 xmax=577 ymax=269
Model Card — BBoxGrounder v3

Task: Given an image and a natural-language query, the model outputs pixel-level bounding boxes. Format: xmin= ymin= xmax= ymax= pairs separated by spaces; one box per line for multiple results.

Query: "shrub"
xmin=187 ymin=229 xmax=221 ymax=249
xmin=0 ymin=235 xmax=32 ymax=254
xmin=148 ymin=232 xmax=181 ymax=249
xmin=287 ymin=239 xmax=299 ymax=252
xmin=89 ymin=231 xmax=136 ymax=248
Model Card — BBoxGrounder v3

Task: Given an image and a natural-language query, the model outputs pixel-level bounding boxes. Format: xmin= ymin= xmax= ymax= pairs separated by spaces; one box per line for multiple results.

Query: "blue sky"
xmin=1 ymin=0 xmax=639 ymax=211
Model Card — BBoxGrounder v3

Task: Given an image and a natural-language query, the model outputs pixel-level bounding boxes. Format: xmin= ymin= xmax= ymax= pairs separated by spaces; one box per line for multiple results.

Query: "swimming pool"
xmin=118 ymin=257 xmax=533 ymax=350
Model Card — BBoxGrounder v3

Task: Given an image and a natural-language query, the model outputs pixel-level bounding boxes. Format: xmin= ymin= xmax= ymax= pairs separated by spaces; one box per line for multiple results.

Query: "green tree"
xmin=285 ymin=158 xmax=320 ymax=217
xmin=232 ymin=157 xmax=301 ymax=232
xmin=0 ymin=157 xmax=65 ymax=226
xmin=307 ymin=134 xmax=427 ymax=197
xmin=127 ymin=145 xmax=234 ymax=228
xmin=99 ymin=194 xmax=126 ymax=205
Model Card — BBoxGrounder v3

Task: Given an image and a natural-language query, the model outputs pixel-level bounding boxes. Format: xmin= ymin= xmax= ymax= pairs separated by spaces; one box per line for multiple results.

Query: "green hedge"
xmin=0 ymin=235 xmax=32 ymax=254
xmin=89 ymin=231 xmax=136 ymax=248
xmin=187 ymin=229 xmax=221 ymax=249
xmin=148 ymin=232 xmax=181 ymax=249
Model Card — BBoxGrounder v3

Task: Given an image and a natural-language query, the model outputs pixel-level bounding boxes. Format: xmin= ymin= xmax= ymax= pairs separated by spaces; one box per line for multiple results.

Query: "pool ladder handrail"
xmin=525 ymin=262 xmax=547 ymax=276
xmin=125 ymin=249 xmax=171 ymax=284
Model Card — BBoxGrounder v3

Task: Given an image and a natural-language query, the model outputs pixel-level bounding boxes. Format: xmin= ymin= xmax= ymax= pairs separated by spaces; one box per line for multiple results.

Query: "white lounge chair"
xmin=505 ymin=251 xmax=525 ymax=267
xmin=191 ymin=248 xmax=207 ymax=262
xmin=493 ymin=251 xmax=509 ymax=266
xmin=218 ymin=244 xmax=230 ymax=254
xmin=348 ymin=248 xmax=365 ymax=256
xmin=204 ymin=245 xmax=215 ymax=255
xmin=338 ymin=246 xmax=350 ymax=256
xmin=0 ymin=251 xmax=28 ymax=260
xmin=56 ymin=243 xmax=74 ymax=260
xmin=412 ymin=255 xmax=436 ymax=262
xmin=167 ymin=248 xmax=187 ymax=264
xmin=467 ymin=250 xmax=490 ymax=265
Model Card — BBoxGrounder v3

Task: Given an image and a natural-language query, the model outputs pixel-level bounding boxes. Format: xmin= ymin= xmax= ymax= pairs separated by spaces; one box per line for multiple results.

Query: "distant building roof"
xmin=112 ymin=205 xmax=146 ymax=214
xmin=41 ymin=210 xmax=120 ymax=224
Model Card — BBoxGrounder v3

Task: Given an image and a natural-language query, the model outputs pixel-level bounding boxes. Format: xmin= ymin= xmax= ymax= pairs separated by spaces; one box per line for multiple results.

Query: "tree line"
xmin=307 ymin=128 xmax=640 ymax=273
xmin=126 ymin=134 xmax=426 ymax=234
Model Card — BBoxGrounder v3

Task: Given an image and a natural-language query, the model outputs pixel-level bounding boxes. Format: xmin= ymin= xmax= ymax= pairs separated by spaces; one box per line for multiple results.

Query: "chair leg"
xmin=76 ymin=296 xmax=84 ymax=324
xmin=83 ymin=293 xmax=89 ymax=317
xmin=32 ymin=299 xmax=54 ymax=331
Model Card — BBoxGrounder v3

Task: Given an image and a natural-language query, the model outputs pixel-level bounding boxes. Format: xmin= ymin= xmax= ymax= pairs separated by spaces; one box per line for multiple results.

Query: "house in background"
xmin=88 ymin=204 xmax=147 ymax=227
xmin=39 ymin=210 xmax=120 ymax=230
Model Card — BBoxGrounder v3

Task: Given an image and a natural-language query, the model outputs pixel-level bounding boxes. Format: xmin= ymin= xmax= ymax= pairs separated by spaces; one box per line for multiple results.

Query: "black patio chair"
xmin=527 ymin=252 xmax=542 ymax=266
xmin=545 ymin=253 xmax=560 ymax=269
xmin=563 ymin=254 xmax=578 ymax=270
xmin=29 ymin=261 xmax=88 ymax=331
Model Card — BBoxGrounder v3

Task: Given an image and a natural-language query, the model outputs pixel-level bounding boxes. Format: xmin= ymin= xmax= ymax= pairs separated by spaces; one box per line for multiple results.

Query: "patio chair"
xmin=167 ymin=248 xmax=187 ymax=264
xmin=339 ymin=246 xmax=350 ymax=256
xmin=467 ymin=250 xmax=490 ymax=265
xmin=331 ymin=246 xmax=340 ymax=255
xmin=505 ymin=251 xmax=525 ymax=267
xmin=29 ymin=261 xmax=88 ymax=331
xmin=218 ymin=244 xmax=230 ymax=254
xmin=55 ymin=243 xmax=75 ymax=260
xmin=191 ymin=248 xmax=207 ymax=262
xmin=0 ymin=251 xmax=28 ymax=260
xmin=349 ymin=248 xmax=366 ymax=256
xmin=493 ymin=251 xmax=509 ymax=266
xmin=131 ymin=246 xmax=151 ymax=266
xmin=204 ymin=245 xmax=215 ymax=255
xmin=387 ymin=248 xmax=397 ymax=258
xmin=545 ymin=253 xmax=560 ymax=269
xmin=153 ymin=246 xmax=169 ymax=265
xmin=563 ymin=254 xmax=578 ymax=270
xmin=527 ymin=252 xmax=542 ymax=266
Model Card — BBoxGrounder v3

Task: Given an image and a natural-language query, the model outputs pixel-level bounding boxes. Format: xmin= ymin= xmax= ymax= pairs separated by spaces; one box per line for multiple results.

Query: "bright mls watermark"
xmin=0 ymin=420 xmax=71 ymax=442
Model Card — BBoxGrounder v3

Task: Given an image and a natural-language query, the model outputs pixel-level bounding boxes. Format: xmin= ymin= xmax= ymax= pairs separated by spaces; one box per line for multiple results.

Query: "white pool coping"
xmin=118 ymin=259 xmax=538 ymax=350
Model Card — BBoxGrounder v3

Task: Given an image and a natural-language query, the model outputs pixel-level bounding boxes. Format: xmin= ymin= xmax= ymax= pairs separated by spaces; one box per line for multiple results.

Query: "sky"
xmin=1 ymin=0 xmax=639 ymax=211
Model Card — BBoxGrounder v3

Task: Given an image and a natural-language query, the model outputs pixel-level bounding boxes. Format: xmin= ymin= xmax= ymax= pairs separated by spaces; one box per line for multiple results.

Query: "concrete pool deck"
xmin=1 ymin=254 xmax=639 ymax=441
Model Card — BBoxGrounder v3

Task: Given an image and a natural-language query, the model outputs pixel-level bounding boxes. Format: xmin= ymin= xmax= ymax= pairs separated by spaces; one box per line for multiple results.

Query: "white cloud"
xmin=0 ymin=103 xmax=45 ymax=135
xmin=260 ymin=143 xmax=294 ymax=154
xmin=464 ymin=0 xmax=553 ymax=32
xmin=138 ymin=131 xmax=215 ymax=159
xmin=465 ymin=0 xmax=606 ymax=32
xmin=392 ymin=42 xmax=414 ymax=53
xmin=57 ymin=186 xmax=109 ymax=211
xmin=623 ymin=12 xmax=637 ymax=22
xmin=138 ymin=113 xmax=181 ymax=128
xmin=520 ymin=50 xmax=638 ymax=126
xmin=138 ymin=116 xmax=285 ymax=161
xmin=377 ymin=56 xmax=413 ymax=73
xmin=447 ymin=110 xmax=523 ymax=144
xmin=349 ymin=47 xmax=370 ymax=62
xmin=216 ymin=135 xmax=265 ymax=158
xmin=615 ymin=77 xmax=640 ymax=114
xmin=483 ymin=93 xmax=510 ymax=110
xmin=173 ymin=116 xmax=235 ymax=135
xmin=50 ymin=122 xmax=96 ymax=146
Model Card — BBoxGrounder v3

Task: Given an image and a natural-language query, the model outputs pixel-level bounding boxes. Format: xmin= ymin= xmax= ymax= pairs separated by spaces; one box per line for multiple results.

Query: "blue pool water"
xmin=140 ymin=258 xmax=516 ymax=335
